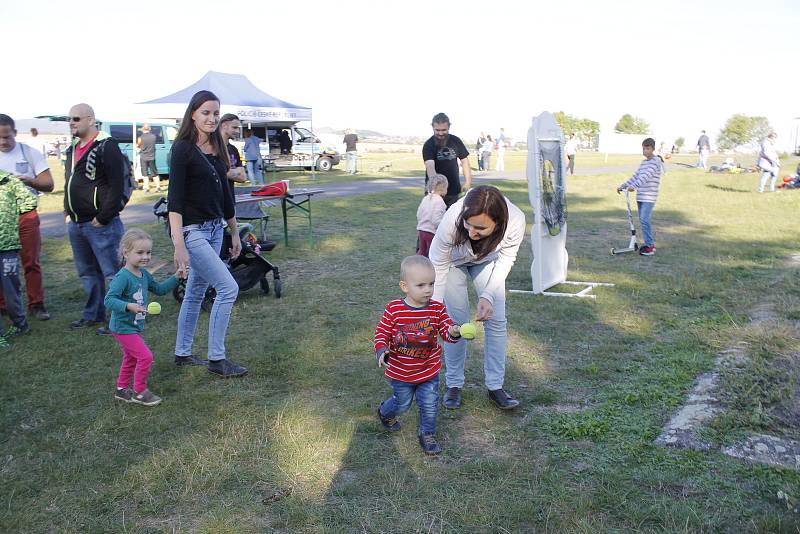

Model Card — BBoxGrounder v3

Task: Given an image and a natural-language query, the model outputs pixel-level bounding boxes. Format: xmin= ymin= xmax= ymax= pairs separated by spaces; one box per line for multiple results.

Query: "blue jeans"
xmin=0 ymin=251 xmax=27 ymax=329
xmin=442 ymin=262 xmax=508 ymax=390
xmin=174 ymin=219 xmax=238 ymax=361
xmin=68 ymin=217 xmax=124 ymax=322
xmin=246 ymin=160 xmax=263 ymax=186
xmin=637 ymin=201 xmax=655 ymax=247
xmin=759 ymin=170 xmax=777 ymax=192
xmin=380 ymin=375 xmax=439 ymax=435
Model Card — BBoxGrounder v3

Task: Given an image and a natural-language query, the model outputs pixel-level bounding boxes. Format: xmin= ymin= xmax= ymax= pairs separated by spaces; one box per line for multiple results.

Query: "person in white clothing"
xmin=564 ymin=133 xmax=579 ymax=175
xmin=429 ymin=185 xmax=526 ymax=411
xmin=495 ymin=136 xmax=506 ymax=171
xmin=757 ymin=132 xmax=780 ymax=193
xmin=416 ymin=174 xmax=448 ymax=257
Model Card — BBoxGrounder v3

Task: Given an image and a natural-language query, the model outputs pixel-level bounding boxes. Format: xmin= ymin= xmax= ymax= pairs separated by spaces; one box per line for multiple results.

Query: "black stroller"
xmin=153 ymin=198 xmax=282 ymax=311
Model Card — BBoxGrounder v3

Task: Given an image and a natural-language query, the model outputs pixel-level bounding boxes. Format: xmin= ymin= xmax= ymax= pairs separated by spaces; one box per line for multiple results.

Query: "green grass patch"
xmin=2 ymin=156 xmax=800 ymax=531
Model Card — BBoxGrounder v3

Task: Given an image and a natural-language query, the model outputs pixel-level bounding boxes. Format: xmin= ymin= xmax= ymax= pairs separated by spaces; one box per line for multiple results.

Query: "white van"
xmin=237 ymin=125 xmax=340 ymax=171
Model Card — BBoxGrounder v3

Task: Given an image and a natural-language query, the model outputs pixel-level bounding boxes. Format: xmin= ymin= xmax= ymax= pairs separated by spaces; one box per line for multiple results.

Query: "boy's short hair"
xmin=427 ymin=173 xmax=448 ymax=194
xmin=400 ymin=255 xmax=434 ymax=281
xmin=642 ymin=138 xmax=655 ymax=148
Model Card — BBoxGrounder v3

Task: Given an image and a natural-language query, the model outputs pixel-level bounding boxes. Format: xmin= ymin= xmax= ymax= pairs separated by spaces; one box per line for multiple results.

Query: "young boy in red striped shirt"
xmin=374 ymin=255 xmax=462 ymax=455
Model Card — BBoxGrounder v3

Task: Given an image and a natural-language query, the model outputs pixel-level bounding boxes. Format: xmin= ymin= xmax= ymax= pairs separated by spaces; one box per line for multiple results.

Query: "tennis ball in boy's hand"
xmin=147 ymin=302 xmax=161 ymax=315
xmin=460 ymin=322 xmax=477 ymax=340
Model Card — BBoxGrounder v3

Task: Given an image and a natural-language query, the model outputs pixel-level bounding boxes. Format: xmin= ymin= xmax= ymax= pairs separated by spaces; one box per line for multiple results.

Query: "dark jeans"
xmin=379 ymin=374 xmax=440 ymax=435
xmin=140 ymin=158 xmax=158 ymax=177
xmin=0 ymin=251 xmax=27 ymax=329
xmin=68 ymin=217 xmax=124 ymax=322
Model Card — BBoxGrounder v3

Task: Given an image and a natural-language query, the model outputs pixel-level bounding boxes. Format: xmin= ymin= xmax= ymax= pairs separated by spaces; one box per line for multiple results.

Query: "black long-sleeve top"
xmin=168 ymin=139 xmax=235 ymax=225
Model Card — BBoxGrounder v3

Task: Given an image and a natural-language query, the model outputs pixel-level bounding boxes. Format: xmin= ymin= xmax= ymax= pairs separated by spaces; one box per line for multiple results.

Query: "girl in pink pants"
xmin=104 ymin=229 xmax=181 ymax=406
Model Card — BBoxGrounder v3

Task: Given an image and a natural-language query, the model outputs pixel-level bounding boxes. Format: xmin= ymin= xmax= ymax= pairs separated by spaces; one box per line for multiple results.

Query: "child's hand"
xmin=126 ymin=303 xmax=146 ymax=314
xmin=376 ymin=350 xmax=388 ymax=368
xmin=449 ymin=324 xmax=461 ymax=338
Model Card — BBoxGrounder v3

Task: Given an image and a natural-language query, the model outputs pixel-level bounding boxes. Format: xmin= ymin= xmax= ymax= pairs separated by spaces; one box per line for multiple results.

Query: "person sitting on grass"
xmin=616 ymin=137 xmax=663 ymax=257
xmin=416 ymin=173 xmax=449 ymax=257
xmin=104 ymin=228 xmax=183 ymax=406
xmin=0 ymin=170 xmax=37 ymax=348
xmin=374 ymin=255 xmax=462 ymax=456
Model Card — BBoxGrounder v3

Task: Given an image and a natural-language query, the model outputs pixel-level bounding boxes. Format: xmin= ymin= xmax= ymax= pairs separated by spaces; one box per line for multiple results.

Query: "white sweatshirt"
xmin=416 ymin=193 xmax=447 ymax=233
xmin=429 ymin=195 xmax=526 ymax=305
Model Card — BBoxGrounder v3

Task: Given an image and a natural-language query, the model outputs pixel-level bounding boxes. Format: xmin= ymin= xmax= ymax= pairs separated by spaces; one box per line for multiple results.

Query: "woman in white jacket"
xmin=429 ymin=185 xmax=526 ymax=410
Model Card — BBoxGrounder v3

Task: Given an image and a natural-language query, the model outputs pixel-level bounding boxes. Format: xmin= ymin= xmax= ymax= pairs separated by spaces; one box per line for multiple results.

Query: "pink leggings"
xmin=113 ymin=333 xmax=154 ymax=393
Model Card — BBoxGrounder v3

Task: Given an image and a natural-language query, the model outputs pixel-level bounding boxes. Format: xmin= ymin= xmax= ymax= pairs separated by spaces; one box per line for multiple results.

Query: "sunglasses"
xmin=69 ymin=116 xmax=85 ymax=122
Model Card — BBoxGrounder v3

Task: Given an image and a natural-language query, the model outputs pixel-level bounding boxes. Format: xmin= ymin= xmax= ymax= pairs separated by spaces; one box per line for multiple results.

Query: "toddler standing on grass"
xmin=0 ymin=170 xmax=37 ymax=348
xmin=104 ymin=229 xmax=182 ymax=406
xmin=416 ymin=174 xmax=449 ymax=257
xmin=374 ymin=255 xmax=462 ymax=455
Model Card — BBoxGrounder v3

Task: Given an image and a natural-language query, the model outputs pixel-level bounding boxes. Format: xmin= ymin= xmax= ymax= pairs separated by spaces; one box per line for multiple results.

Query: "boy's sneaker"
xmin=0 ymin=335 xmax=11 ymax=350
xmin=377 ymin=406 xmax=402 ymax=432
xmin=114 ymin=387 xmax=133 ymax=403
xmin=130 ymin=389 xmax=162 ymax=406
xmin=639 ymin=245 xmax=656 ymax=256
xmin=418 ymin=433 xmax=443 ymax=455
xmin=175 ymin=354 xmax=208 ymax=366
xmin=4 ymin=324 xmax=31 ymax=338
xmin=207 ymin=358 xmax=248 ymax=377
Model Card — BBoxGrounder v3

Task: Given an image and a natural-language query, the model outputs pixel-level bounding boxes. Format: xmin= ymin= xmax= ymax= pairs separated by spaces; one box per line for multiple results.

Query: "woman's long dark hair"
xmin=175 ymin=90 xmax=228 ymax=171
xmin=452 ymin=185 xmax=509 ymax=259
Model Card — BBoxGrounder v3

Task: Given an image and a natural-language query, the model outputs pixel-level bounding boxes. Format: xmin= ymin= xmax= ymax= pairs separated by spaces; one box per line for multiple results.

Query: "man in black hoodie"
xmin=64 ymin=103 xmax=125 ymax=335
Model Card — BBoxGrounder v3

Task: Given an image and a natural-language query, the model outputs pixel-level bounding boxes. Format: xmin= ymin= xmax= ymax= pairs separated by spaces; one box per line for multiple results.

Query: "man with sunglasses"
xmin=64 ymin=103 xmax=126 ymax=335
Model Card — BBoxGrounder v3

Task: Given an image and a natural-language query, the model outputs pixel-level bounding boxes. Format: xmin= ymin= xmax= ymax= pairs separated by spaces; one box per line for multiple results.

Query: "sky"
xmin=2 ymin=0 xmax=798 ymax=150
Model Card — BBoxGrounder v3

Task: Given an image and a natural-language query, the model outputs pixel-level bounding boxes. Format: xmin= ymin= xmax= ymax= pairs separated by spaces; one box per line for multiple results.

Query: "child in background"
xmin=374 ymin=255 xmax=462 ymax=455
xmin=0 ymin=170 xmax=37 ymax=348
xmin=416 ymin=173 xmax=449 ymax=257
xmin=617 ymin=138 xmax=663 ymax=256
xmin=104 ymin=229 xmax=182 ymax=406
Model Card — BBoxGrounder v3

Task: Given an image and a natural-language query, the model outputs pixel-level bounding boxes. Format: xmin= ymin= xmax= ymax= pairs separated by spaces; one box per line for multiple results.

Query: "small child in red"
xmin=374 ymin=255 xmax=461 ymax=455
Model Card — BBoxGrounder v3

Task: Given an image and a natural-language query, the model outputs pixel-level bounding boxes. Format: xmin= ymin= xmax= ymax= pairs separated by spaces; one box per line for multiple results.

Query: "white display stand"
xmin=509 ymin=112 xmax=613 ymax=299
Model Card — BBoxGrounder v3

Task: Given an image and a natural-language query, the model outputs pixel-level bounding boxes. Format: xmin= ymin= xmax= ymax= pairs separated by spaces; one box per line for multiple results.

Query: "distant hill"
xmin=316 ymin=126 xmax=425 ymax=145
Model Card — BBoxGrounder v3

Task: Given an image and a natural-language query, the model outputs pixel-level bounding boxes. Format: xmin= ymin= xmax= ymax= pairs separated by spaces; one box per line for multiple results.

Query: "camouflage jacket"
xmin=0 ymin=171 xmax=38 ymax=252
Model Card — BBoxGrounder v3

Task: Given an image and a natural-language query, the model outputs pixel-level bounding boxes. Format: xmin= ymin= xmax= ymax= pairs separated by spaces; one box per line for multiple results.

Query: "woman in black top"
xmin=168 ymin=90 xmax=247 ymax=378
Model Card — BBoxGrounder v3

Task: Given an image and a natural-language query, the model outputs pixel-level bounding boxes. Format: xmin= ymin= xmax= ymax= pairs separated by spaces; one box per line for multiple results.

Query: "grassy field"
xmin=3 ymin=154 xmax=800 ymax=532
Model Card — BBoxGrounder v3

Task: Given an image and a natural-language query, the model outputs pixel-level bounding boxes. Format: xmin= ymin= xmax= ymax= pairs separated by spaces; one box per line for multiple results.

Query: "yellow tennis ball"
xmin=460 ymin=322 xmax=477 ymax=340
xmin=147 ymin=301 xmax=161 ymax=315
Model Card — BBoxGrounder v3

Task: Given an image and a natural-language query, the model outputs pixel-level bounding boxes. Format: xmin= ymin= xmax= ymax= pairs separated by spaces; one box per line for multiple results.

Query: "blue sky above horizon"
xmin=3 ymin=0 xmax=798 ymax=149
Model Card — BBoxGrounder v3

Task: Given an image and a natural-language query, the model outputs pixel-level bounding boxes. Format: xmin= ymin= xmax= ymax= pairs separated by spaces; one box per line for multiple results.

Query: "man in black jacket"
xmin=64 ymin=103 xmax=126 ymax=335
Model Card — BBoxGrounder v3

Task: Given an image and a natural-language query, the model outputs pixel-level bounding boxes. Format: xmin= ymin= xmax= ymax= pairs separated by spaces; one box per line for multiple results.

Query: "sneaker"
xmin=30 ymin=305 xmax=50 ymax=321
xmin=377 ymin=405 xmax=402 ymax=432
xmin=487 ymin=388 xmax=520 ymax=410
xmin=0 ymin=336 xmax=11 ymax=350
xmin=114 ymin=387 xmax=133 ymax=403
xmin=174 ymin=354 xmax=209 ymax=366
xmin=207 ymin=358 xmax=248 ymax=377
xmin=70 ymin=318 xmax=103 ymax=329
xmin=639 ymin=245 xmax=656 ymax=256
xmin=130 ymin=389 xmax=162 ymax=406
xmin=4 ymin=324 xmax=31 ymax=338
xmin=96 ymin=326 xmax=113 ymax=336
xmin=418 ymin=433 xmax=443 ymax=455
